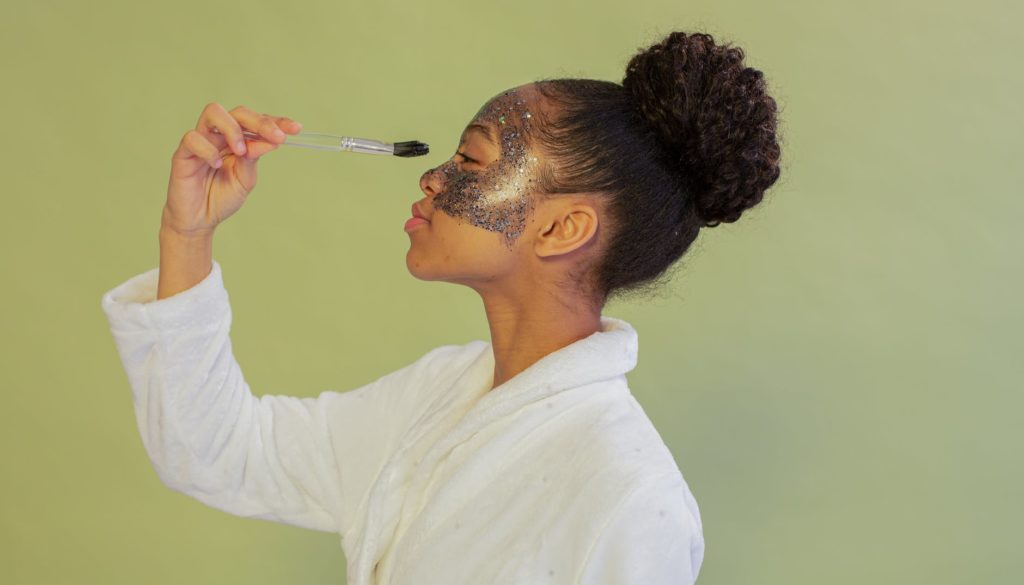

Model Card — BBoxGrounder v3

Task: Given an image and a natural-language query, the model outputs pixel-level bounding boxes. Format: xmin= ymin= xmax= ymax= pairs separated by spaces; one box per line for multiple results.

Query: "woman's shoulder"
xmin=568 ymin=383 xmax=700 ymax=506
xmin=377 ymin=339 xmax=489 ymax=392
xmin=412 ymin=339 xmax=490 ymax=373
xmin=419 ymin=338 xmax=489 ymax=361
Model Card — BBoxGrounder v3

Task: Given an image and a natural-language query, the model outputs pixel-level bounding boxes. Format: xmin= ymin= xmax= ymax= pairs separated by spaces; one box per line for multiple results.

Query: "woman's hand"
xmin=161 ymin=102 xmax=302 ymax=237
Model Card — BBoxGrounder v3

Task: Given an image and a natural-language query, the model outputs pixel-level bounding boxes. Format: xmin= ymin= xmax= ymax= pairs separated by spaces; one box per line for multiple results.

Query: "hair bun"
xmin=622 ymin=31 xmax=782 ymax=227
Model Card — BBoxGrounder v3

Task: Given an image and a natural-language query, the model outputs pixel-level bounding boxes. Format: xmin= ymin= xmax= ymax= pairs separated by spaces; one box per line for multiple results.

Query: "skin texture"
xmin=407 ymin=83 xmax=607 ymax=390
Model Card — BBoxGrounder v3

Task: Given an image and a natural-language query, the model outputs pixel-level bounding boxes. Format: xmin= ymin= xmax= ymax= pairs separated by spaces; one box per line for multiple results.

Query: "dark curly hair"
xmin=531 ymin=31 xmax=783 ymax=305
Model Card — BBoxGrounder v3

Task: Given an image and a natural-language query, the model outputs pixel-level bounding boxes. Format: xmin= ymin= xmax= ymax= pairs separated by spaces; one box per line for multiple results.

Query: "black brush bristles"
xmin=392 ymin=141 xmax=430 ymax=157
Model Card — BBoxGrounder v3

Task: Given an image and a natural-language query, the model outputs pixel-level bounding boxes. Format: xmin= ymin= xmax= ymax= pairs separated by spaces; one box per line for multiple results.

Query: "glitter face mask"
xmin=429 ymin=89 xmax=541 ymax=249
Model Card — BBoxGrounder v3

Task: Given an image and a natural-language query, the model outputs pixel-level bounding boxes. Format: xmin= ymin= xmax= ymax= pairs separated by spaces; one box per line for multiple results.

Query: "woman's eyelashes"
xmin=455 ymin=150 xmax=479 ymax=165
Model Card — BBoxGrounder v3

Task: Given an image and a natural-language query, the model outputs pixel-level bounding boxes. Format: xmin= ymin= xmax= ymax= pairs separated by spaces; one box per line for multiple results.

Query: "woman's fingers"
xmin=237 ymin=108 xmax=302 ymax=137
xmin=271 ymin=116 xmax=303 ymax=134
xmin=191 ymin=102 xmax=303 ymax=162
xmin=195 ymin=102 xmax=244 ymax=155
xmin=180 ymin=130 xmax=224 ymax=168
xmin=227 ymin=105 xmax=294 ymax=145
xmin=240 ymin=140 xmax=279 ymax=160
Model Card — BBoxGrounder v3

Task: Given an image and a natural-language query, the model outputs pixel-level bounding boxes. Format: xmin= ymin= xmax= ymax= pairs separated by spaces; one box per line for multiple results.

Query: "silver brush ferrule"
xmin=341 ymin=137 xmax=394 ymax=155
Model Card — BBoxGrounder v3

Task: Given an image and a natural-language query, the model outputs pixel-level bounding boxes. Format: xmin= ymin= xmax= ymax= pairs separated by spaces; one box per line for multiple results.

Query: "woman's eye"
xmin=455 ymin=150 xmax=478 ymax=164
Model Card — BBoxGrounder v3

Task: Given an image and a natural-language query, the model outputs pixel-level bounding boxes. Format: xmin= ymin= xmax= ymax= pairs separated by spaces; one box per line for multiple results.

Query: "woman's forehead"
xmin=463 ymin=92 xmax=540 ymax=155
xmin=472 ymin=86 xmax=537 ymax=124
xmin=462 ymin=122 xmax=498 ymax=147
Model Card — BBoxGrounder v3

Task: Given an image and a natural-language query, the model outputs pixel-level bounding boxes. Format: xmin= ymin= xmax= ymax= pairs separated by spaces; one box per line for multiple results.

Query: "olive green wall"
xmin=1 ymin=0 xmax=1018 ymax=583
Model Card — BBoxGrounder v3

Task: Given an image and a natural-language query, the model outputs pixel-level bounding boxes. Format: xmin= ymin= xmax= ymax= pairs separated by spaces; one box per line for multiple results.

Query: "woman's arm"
xmin=156 ymin=225 xmax=213 ymax=300
xmin=101 ymin=255 xmax=458 ymax=535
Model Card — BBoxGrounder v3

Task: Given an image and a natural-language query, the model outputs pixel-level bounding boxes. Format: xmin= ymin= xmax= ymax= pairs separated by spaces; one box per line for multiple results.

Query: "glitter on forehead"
xmin=430 ymin=88 xmax=541 ymax=249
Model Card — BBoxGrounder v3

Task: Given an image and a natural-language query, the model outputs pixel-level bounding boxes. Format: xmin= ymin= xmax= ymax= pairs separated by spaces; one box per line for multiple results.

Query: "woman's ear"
xmin=534 ymin=201 xmax=600 ymax=258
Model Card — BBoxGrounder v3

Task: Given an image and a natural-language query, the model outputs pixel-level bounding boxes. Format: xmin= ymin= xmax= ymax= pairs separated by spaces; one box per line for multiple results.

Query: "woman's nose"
xmin=419 ymin=167 xmax=442 ymax=198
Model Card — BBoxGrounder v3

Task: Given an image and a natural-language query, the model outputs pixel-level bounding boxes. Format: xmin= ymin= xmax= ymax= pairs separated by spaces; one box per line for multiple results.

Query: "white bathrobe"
xmin=100 ymin=260 xmax=704 ymax=584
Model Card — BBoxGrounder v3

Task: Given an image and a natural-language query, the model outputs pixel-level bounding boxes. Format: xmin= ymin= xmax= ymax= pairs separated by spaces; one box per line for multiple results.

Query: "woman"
xmin=101 ymin=31 xmax=782 ymax=585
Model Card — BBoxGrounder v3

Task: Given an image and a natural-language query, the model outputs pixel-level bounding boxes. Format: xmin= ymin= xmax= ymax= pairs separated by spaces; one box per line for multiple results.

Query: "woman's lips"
xmin=404 ymin=216 xmax=428 ymax=231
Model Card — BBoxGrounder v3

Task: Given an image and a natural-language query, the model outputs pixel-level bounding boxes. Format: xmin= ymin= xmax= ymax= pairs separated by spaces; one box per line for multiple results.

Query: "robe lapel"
xmin=346 ymin=316 xmax=638 ymax=585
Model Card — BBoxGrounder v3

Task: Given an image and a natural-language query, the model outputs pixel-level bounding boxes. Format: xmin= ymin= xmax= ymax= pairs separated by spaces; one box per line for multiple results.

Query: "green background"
xmin=1 ymin=0 xmax=1019 ymax=583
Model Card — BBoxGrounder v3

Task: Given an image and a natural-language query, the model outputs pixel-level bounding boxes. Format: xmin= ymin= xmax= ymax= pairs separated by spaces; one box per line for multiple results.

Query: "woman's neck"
xmin=478 ymin=287 xmax=602 ymax=390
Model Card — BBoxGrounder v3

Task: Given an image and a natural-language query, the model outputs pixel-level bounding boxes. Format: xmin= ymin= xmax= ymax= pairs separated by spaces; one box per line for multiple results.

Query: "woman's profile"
xmin=101 ymin=30 xmax=782 ymax=585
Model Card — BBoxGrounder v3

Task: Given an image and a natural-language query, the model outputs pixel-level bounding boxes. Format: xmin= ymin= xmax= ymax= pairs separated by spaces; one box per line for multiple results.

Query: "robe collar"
xmin=348 ymin=315 xmax=639 ymax=585
xmin=455 ymin=314 xmax=639 ymax=434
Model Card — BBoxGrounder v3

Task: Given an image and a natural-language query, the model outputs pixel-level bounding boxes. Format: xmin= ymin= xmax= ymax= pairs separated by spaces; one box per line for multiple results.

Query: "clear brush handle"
xmin=240 ymin=130 xmax=393 ymax=154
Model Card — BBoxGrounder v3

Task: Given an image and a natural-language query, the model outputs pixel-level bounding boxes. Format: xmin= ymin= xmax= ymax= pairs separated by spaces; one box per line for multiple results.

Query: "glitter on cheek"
xmin=431 ymin=89 xmax=541 ymax=249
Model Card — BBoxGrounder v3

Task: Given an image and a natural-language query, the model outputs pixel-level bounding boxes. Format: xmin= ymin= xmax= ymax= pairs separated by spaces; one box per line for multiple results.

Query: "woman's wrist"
xmin=157 ymin=225 xmax=214 ymax=300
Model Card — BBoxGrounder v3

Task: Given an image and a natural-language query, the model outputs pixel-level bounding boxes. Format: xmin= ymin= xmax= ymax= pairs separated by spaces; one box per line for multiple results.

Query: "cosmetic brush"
xmin=213 ymin=128 xmax=429 ymax=157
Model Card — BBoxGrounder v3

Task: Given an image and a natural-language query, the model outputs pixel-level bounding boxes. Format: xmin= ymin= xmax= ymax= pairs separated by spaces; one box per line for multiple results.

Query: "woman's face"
xmin=406 ymin=84 xmax=548 ymax=288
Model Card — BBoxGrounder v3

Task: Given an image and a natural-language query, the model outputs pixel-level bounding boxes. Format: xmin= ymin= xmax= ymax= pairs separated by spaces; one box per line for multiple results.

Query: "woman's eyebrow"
xmin=464 ymin=123 xmax=498 ymax=147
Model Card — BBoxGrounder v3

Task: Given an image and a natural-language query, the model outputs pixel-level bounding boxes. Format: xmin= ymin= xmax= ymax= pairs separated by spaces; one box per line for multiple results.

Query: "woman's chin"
xmin=405 ymin=250 xmax=439 ymax=281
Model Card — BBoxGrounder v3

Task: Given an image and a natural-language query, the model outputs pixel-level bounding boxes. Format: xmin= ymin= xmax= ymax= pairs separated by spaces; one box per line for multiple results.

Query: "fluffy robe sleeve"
xmin=578 ymin=472 xmax=705 ymax=585
xmin=100 ymin=259 xmax=462 ymax=537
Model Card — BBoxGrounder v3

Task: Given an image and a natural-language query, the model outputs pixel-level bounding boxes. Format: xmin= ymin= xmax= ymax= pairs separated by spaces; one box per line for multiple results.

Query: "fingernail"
xmin=236 ymin=141 xmax=246 ymax=154
xmin=213 ymin=158 xmax=223 ymax=168
xmin=274 ymin=128 xmax=285 ymax=138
